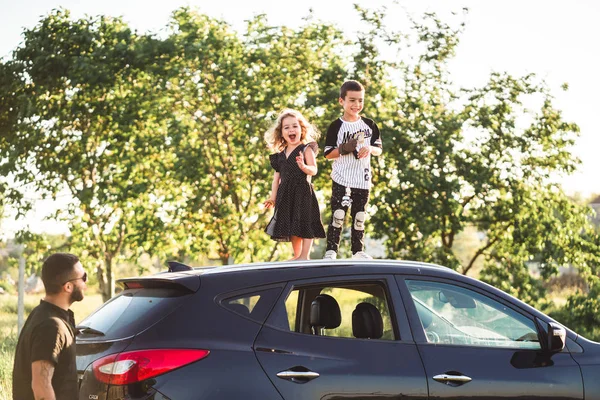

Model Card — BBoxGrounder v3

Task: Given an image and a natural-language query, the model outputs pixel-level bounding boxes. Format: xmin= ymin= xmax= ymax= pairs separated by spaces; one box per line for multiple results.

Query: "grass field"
xmin=0 ymin=293 xmax=104 ymax=400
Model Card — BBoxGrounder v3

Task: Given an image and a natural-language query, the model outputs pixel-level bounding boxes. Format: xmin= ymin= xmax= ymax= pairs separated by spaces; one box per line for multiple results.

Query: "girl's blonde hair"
xmin=264 ymin=109 xmax=320 ymax=152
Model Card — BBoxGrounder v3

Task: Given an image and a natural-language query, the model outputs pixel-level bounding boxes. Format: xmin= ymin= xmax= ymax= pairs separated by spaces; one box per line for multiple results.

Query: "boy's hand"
xmin=264 ymin=199 xmax=275 ymax=209
xmin=339 ymin=139 xmax=358 ymax=155
xmin=357 ymin=147 xmax=370 ymax=159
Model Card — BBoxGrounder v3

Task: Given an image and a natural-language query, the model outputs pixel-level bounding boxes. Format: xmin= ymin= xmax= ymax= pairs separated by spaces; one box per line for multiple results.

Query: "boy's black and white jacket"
xmin=324 ymin=117 xmax=382 ymax=190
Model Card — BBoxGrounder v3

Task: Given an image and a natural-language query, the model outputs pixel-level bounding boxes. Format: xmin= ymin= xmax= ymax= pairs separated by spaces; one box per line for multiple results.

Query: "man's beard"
xmin=70 ymin=286 xmax=84 ymax=303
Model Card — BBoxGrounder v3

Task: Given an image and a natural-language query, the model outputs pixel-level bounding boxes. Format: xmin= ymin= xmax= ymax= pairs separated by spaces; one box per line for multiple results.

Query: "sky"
xmin=1 ymin=0 xmax=599 ymax=236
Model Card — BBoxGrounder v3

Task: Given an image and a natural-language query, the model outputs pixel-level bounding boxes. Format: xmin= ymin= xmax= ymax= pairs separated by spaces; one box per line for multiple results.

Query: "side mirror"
xmin=547 ymin=322 xmax=566 ymax=353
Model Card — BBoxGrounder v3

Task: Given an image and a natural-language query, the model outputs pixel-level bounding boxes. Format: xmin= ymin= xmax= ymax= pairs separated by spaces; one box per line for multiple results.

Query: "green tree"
xmin=162 ymin=9 xmax=346 ymax=263
xmin=0 ymin=194 xmax=5 ymax=275
xmin=0 ymin=10 xmax=182 ymax=300
xmin=0 ymin=194 xmax=4 ymax=234
xmin=353 ymin=7 xmax=590 ymax=305
xmin=548 ymin=228 xmax=600 ymax=340
xmin=0 ymin=7 xmax=350 ymax=297
xmin=9 ymin=231 xmax=69 ymax=275
xmin=1 ymin=4 xmax=594 ymax=315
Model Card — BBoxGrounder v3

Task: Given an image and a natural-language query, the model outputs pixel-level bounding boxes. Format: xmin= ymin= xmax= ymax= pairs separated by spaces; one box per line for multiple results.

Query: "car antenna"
xmin=167 ymin=261 xmax=193 ymax=272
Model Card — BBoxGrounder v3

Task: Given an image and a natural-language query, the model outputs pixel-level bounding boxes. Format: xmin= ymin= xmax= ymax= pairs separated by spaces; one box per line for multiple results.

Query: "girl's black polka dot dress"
xmin=265 ymin=142 xmax=326 ymax=242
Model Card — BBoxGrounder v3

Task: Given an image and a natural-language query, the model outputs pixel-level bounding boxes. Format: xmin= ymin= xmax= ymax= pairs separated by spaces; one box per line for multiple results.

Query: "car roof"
xmin=118 ymin=259 xmax=458 ymax=291
xmin=200 ymin=259 xmax=455 ymax=275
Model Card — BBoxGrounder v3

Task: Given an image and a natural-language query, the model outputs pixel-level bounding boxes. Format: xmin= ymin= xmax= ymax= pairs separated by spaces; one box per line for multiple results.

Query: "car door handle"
xmin=277 ymin=369 xmax=320 ymax=383
xmin=433 ymin=373 xmax=472 ymax=386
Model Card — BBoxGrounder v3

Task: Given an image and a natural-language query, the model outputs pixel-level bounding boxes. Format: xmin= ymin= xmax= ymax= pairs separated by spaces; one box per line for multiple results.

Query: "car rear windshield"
xmin=78 ymin=288 xmax=190 ymax=340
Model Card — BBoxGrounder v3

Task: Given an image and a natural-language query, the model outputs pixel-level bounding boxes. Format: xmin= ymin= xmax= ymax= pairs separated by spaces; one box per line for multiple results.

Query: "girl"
xmin=264 ymin=109 xmax=326 ymax=260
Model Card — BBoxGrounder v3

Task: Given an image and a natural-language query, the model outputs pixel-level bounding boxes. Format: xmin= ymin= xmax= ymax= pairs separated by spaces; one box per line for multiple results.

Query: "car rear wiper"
xmin=76 ymin=325 xmax=105 ymax=336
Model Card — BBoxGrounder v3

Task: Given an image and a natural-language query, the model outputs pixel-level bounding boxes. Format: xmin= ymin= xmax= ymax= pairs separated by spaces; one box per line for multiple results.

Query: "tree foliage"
xmin=347 ymin=7 xmax=596 ymax=308
xmin=159 ymin=9 xmax=345 ymax=264
xmin=0 ymin=9 xmax=183 ymax=300
xmin=0 ymin=8 xmax=347 ymax=298
xmin=0 ymin=5 xmax=597 ymax=337
xmin=346 ymin=6 xmax=599 ymax=336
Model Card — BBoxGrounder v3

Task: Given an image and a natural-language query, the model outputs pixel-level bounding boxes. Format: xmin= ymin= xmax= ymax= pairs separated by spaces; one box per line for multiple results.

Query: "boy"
xmin=323 ymin=80 xmax=382 ymax=259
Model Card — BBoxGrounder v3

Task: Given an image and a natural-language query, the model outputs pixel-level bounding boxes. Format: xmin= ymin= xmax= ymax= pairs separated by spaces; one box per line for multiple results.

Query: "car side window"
xmin=406 ymin=280 xmax=541 ymax=349
xmin=279 ymin=282 xmax=396 ymax=340
xmin=221 ymin=287 xmax=282 ymax=323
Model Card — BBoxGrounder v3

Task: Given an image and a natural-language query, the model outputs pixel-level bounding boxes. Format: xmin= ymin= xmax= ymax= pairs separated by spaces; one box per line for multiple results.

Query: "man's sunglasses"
xmin=64 ymin=272 xmax=87 ymax=285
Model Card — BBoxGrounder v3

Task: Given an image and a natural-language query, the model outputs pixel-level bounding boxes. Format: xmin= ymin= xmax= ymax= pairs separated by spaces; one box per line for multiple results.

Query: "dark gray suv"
xmin=76 ymin=260 xmax=600 ymax=399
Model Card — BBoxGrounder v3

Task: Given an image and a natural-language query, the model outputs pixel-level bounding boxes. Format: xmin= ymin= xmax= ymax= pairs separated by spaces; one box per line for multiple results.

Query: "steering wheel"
xmin=426 ymin=330 xmax=440 ymax=343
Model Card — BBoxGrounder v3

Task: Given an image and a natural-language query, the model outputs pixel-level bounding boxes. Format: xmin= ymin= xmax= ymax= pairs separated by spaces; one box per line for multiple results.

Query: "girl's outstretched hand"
xmin=264 ymin=198 xmax=275 ymax=209
xmin=296 ymin=152 xmax=306 ymax=171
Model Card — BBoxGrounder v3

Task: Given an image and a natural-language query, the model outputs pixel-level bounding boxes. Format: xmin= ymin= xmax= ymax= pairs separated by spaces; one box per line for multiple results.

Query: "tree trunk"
xmin=219 ymin=247 xmax=230 ymax=265
xmin=96 ymin=260 xmax=107 ymax=300
xmin=267 ymin=242 xmax=279 ymax=262
xmin=104 ymin=256 xmax=115 ymax=302
xmin=17 ymin=255 xmax=25 ymax=335
xmin=96 ymin=258 xmax=115 ymax=302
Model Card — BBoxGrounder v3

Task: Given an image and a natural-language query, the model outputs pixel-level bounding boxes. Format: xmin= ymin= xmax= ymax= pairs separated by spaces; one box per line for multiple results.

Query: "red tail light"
xmin=92 ymin=349 xmax=210 ymax=385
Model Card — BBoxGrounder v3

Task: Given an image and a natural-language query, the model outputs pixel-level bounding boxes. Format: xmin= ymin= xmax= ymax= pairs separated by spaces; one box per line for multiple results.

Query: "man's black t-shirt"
xmin=12 ymin=300 xmax=78 ymax=400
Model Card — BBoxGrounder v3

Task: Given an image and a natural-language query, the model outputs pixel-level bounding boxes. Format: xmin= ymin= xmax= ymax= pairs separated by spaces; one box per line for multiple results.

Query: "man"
xmin=13 ymin=253 xmax=87 ymax=400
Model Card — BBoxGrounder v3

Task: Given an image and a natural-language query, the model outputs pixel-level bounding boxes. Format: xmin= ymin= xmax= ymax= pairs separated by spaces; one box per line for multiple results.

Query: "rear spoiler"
xmin=117 ymin=274 xmax=201 ymax=293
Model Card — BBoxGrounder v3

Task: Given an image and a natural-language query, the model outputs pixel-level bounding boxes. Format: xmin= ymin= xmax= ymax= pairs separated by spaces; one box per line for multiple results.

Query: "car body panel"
xmin=395 ymin=274 xmax=584 ymax=400
xmin=77 ymin=339 xmax=134 ymax=400
xmin=571 ymin=336 xmax=600 ymax=400
xmin=254 ymin=274 xmax=428 ymax=399
xmin=91 ymin=276 xmax=285 ymax=399
xmin=75 ymin=260 xmax=597 ymax=400
xmin=414 ymin=344 xmax=583 ymax=399
xmin=255 ymin=328 xmax=428 ymax=400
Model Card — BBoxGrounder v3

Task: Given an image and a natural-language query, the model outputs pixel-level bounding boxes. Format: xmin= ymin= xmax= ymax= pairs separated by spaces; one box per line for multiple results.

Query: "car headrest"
xmin=415 ymin=301 xmax=432 ymax=329
xmin=352 ymin=302 xmax=383 ymax=339
xmin=420 ymin=309 xmax=432 ymax=329
xmin=310 ymin=294 xmax=341 ymax=329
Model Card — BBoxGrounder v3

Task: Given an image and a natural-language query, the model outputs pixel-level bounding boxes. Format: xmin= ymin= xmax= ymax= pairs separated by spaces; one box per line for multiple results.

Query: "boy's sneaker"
xmin=323 ymin=250 xmax=337 ymax=260
xmin=352 ymin=251 xmax=372 ymax=260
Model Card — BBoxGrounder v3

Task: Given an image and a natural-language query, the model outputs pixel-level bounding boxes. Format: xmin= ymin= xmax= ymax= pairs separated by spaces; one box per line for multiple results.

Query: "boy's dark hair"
xmin=41 ymin=253 xmax=80 ymax=295
xmin=340 ymin=80 xmax=365 ymax=99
